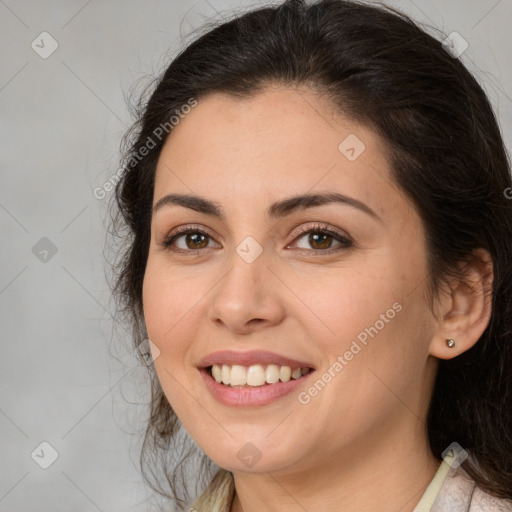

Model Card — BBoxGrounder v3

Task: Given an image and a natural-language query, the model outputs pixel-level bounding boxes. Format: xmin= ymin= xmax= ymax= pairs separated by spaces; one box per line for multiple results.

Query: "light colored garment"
xmin=188 ymin=452 xmax=512 ymax=512
xmin=415 ymin=451 xmax=512 ymax=512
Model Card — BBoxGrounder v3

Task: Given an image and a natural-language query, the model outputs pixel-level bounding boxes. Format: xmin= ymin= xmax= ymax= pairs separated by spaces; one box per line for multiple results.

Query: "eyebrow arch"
xmin=152 ymin=192 xmax=381 ymax=222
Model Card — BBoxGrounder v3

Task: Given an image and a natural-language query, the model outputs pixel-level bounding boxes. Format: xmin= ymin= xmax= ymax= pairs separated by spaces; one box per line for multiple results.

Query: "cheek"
xmin=141 ymin=261 xmax=198 ymax=360
xmin=299 ymin=263 xmax=402 ymax=350
xmin=142 ymin=265 xmax=198 ymax=410
xmin=299 ymin=255 xmax=430 ymax=395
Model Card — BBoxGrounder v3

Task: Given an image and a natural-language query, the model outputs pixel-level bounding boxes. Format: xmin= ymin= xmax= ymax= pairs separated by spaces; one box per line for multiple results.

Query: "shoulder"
xmin=432 ymin=465 xmax=512 ymax=512
xmin=470 ymin=486 xmax=512 ymax=512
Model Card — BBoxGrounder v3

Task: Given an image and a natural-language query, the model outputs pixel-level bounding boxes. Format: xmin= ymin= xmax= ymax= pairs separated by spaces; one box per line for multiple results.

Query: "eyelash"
xmin=159 ymin=223 xmax=353 ymax=255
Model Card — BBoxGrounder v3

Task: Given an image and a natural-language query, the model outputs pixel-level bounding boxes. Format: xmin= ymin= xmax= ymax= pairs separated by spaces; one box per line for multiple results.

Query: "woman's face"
xmin=142 ymin=86 xmax=438 ymax=475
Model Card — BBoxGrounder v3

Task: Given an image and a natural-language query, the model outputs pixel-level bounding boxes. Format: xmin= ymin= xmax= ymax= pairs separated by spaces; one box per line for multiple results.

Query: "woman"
xmin=109 ymin=0 xmax=512 ymax=510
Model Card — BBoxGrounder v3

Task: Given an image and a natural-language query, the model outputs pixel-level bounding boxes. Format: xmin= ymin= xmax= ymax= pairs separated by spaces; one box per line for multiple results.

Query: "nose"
xmin=207 ymin=250 xmax=286 ymax=335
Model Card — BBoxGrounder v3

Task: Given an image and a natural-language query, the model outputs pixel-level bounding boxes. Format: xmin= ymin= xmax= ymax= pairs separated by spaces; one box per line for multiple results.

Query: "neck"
xmin=230 ymin=421 xmax=440 ymax=512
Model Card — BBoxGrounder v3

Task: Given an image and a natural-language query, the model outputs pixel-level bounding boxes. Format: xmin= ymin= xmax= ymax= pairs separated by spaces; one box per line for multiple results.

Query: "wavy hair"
xmin=107 ymin=0 xmax=512 ymax=507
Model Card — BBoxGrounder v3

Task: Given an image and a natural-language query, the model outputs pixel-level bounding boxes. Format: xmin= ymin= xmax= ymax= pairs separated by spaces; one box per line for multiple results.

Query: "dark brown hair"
xmin=108 ymin=0 xmax=512 ymax=507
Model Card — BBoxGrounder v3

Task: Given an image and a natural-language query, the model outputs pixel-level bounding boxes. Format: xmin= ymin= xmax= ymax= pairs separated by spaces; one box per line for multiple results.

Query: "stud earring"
xmin=446 ymin=338 xmax=455 ymax=348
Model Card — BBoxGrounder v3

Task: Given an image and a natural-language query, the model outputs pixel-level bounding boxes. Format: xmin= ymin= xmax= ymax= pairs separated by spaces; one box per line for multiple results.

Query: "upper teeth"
xmin=210 ymin=364 xmax=310 ymax=387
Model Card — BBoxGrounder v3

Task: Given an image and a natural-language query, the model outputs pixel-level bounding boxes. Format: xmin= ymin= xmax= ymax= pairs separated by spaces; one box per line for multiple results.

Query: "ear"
xmin=429 ymin=248 xmax=494 ymax=360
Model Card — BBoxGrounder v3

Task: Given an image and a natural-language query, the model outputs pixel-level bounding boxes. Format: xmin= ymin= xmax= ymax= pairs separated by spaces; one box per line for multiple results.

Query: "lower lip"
xmin=199 ymin=367 xmax=315 ymax=407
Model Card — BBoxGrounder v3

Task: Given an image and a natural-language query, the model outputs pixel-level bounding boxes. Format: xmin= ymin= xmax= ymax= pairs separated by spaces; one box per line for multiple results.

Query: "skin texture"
xmin=142 ymin=86 xmax=493 ymax=512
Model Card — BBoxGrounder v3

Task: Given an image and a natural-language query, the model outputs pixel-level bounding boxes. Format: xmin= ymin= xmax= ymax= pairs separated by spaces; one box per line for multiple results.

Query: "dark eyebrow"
xmin=152 ymin=192 xmax=381 ymax=222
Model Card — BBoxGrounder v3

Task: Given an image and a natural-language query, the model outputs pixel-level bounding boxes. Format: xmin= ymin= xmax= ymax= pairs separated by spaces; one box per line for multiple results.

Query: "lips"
xmin=197 ymin=350 xmax=316 ymax=370
xmin=197 ymin=350 xmax=316 ymax=406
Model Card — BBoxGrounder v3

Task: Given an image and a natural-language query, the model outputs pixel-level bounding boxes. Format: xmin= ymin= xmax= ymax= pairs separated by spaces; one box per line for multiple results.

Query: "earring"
xmin=446 ymin=338 xmax=455 ymax=348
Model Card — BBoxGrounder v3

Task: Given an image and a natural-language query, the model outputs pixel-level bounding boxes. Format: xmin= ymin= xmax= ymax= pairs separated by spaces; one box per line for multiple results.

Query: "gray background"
xmin=1 ymin=0 xmax=511 ymax=510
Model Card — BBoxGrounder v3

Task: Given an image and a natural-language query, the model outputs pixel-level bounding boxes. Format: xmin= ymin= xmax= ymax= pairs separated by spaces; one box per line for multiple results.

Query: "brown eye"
xmin=305 ymin=232 xmax=335 ymax=250
xmin=291 ymin=225 xmax=352 ymax=253
xmin=161 ymin=227 xmax=218 ymax=252
xmin=181 ymin=232 xmax=210 ymax=250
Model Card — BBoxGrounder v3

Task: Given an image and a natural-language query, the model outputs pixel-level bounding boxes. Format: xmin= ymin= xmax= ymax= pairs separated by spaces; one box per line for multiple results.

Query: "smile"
xmin=209 ymin=363 xmax=312 ymax=387
xmin=197 ymin=350 xmax=316 ymax=406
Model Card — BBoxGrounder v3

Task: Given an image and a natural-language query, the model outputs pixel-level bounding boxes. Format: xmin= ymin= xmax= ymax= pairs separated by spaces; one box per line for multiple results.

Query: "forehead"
xmin=153 ymin=87 xmax=405 ymax=222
